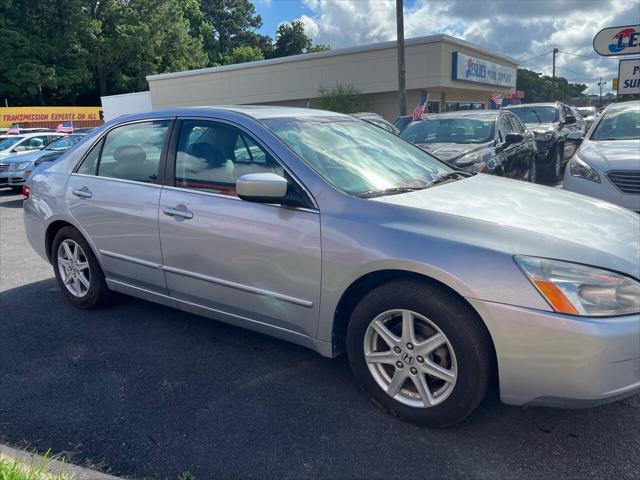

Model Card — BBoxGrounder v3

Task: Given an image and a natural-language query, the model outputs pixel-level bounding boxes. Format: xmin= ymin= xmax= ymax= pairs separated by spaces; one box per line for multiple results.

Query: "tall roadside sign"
xmin=593 ymin=24 xmax=640 ymax=98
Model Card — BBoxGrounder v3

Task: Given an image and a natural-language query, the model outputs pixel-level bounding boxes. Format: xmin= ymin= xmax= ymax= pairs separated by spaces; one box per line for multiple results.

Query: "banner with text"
xmin=0 ymin=106 xmax=103 ymax=128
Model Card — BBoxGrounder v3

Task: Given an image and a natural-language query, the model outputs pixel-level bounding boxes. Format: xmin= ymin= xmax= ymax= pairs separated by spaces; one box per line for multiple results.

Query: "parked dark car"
xmin=352 ymin=112 xmax=400 ymax=134
xmin=399 ymin=110 xmax=537 ymax=181
xmin=504 ymin=102 xmax=583 ymax=182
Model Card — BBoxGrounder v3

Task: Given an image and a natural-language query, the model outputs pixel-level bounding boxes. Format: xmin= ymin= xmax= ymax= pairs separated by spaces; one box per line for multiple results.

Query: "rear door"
xmin=66 ymin=119 xmax=173 ymax=292
xmin=158 ymin=118 xmax=322 ymax=338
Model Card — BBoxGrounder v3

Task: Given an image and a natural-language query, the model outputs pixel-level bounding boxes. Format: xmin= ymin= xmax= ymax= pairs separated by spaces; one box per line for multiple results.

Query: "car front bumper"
xmin=7 ymin=170 xmax=28 ymax=186
xmin=469 ymin=298 xmax=640 ymax=408
xmin=563 ymin=168 xmax=640 ymax=212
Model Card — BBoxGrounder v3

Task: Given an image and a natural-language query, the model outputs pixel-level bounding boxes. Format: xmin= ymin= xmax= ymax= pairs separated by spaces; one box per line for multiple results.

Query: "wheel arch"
xmin=45 ymin=219 xmax=102 ymax=268
xmin=331 ymin=269 xmax=498 ymax=380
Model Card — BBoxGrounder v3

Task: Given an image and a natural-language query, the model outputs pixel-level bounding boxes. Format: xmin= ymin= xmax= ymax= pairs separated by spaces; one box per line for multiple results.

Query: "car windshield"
xmin=590 ymin=105 xmax=640 ymax=141
xmin=263 ymin=116 xmax=454 ymax=197
xmin=400 ymin=116 xmax=495 ymax=144
xmin=0 ymin=136 xmax=23 ymax=151
xmin=45 ymin=134 xmax=84 ymax=151
xmin=577 ymin=107 xmax=596 ymax=117
xmin=508 ymin=106 xmax=558 ymax=124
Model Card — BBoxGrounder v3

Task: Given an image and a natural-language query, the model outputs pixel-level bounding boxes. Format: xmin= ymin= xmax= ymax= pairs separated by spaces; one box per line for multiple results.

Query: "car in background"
xmin=399 ymin=110 xmax=537 ymax=181
xmin=564 ymin=100 xmax=640 ymax=213
xmin=0 ymin=132 xmax=65 ymax=187
xmin=6 ymin=133 xmax=88 ymax=190
xmin=505 ymin=102 xmax=582 ymax=182
xmin=577 ymin=106 xmax=597 ymax=130
xmin=352 ymin=112 xmax=399 ymax=134
xmin=570 ymin=106 xmax=588 ymax=134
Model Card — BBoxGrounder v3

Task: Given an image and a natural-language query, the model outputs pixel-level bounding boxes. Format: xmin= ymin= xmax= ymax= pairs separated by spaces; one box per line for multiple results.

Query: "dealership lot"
xmin=0 ymin=188 xmax=638 ymax=480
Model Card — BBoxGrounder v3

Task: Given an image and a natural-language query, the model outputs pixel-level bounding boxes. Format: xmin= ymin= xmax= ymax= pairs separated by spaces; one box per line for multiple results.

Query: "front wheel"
xmin=545 ymin=146 xmax=562 ymax=183
xmin=347 ymin=280 xmax=493 ymax=427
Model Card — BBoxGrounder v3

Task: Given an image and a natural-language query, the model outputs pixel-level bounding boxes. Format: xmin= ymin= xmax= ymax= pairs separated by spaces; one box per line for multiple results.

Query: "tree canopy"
xmin=0 ymin=0 xmax=329 ymax=106
xmin=516 ymin=68 xmax=587 ymax=103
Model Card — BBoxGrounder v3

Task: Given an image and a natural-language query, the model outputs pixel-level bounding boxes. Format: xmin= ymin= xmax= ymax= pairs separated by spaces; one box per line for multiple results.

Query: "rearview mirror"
xmin=564 ymin=115 xmax=576 ymax=125
xmin=504 ymin=133 xmax=523 ymax=146
xmin=566 ymin=131 xmax=584 ymax=142
xmin=236 ymin=173 xmax=288 ymax=204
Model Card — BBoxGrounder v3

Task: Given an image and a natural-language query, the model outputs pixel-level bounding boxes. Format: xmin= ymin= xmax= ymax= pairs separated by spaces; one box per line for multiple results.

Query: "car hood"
xmin=0 ymin=149 xmax=48 ymax=164
xmin=416 ymin=142 xmax=486 ymax=162
xmin=524 ymin=123 xmax=557 ymax=133
xmin=372 ymin=174 xmax=640 ymax=278
xmin=578 ymin=139 xmax=640 ymax=171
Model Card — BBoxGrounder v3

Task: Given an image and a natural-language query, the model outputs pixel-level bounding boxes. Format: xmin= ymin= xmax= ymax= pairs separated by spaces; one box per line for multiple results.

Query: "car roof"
xmin=13 ymin=132 xmax=65 ymax=139
xmin=605 ymin=100 xmax=640 ymax=112
xmin=113 ymin=105 xmax=353 ymax=124
xmin=505 ymin=103 xmax=560 ymax=108
xmin=415 ymin=110 xmax=499 ymax=119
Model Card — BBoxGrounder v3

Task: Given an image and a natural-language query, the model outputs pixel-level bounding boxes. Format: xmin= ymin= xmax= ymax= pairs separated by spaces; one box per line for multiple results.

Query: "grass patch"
xmin=0 ymin=450 xmax=74 ymax=480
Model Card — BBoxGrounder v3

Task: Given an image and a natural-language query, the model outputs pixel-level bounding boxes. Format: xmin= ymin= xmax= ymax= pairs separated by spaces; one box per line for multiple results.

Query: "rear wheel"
xmin=347 ymin=280 xmax=493 ymax=427
xmin=52 ymin=226 xmax=110 ymax=309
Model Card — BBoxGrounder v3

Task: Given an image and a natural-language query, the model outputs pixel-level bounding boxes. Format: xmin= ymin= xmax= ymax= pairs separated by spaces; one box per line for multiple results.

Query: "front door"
xmin=66 ymin=119 xmax=172 ymax=292
xmin=158 ymin=119 xmax=322 ymax=338
xmin=497 ymin=114 xmax=521 ymax=178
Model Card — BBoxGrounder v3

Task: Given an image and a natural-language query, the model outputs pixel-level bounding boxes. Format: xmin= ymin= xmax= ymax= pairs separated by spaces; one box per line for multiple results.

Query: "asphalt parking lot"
xmin=0 ymin=187 xmax=638 ymax=480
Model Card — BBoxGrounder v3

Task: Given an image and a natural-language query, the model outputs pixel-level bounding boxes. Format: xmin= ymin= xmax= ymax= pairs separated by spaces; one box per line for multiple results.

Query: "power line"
xmin=557 ymin=50 xmax=609 ymax=61
xmin=517 ymin=50 xmax=553 ymax=64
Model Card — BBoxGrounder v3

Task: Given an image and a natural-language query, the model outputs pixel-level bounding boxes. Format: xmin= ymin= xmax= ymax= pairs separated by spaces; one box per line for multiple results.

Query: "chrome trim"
xmin=71 ymin=173 xmax=163 ymax=189
xmin=106 ymin=278 xmax=315 ymax=339
xmin=99 ymin=249 xmax=162 ymax=269
xmin=162 ymin=265 xmax=313 ymax=308
xmin=161 ymin=185 xmax=319 ymax=214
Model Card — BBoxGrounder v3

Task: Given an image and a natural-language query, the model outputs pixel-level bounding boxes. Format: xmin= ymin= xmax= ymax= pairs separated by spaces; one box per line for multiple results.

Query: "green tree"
xmin=307 ymin=44 xmax=331 ymax=53
xmin=224 ymin=46 xmax=264 ymax=64
xmin=516 ymin=68 xmax=587 ymax=103
xmin=315 ymin=83 xmax=364 ymax=113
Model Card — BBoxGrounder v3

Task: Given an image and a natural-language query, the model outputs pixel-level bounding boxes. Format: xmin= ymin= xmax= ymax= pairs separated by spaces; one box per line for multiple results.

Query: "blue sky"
xmin=253 ymin=0 xmax=639 ymax=95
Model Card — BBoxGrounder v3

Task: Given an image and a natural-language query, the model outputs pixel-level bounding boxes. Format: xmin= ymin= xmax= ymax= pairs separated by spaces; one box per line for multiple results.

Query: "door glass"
xmin=509 ymin=114 xmax=526 ymax=134
xmin=498 ymin=115 xmax=515 ymax=142
xmin=96 ymin=121 xmax=170 ymax=183
xmin=23 ymin=137 xmax=46 ymax=150
xmin=76 ymin=140 xmax=102 ymax=175
xmin=174 ymin=120 xmax=284 ymax=195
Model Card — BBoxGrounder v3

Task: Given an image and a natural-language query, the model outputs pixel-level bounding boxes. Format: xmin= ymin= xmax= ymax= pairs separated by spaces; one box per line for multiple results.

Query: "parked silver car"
xmin=24 ymin=107 xmax=640 ymax=426
xmin=564 ymin=101 xmax=640 ymax=212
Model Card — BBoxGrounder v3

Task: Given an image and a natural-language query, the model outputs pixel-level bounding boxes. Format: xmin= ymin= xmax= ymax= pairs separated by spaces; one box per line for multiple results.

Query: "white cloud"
xmin=297 ymin=0 xmax=640 ymax=94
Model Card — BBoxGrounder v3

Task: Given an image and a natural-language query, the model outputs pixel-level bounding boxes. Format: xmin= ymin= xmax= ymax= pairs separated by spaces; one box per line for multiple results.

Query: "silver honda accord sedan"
xmin=23 ymin=106 xmax=640 ymax=426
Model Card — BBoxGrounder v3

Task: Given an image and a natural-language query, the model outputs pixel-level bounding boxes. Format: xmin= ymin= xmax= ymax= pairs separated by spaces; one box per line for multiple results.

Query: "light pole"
xmin=598 ymin=78 xmax=607 ymax=108
xmin=396 ymin=0 xmax=407 ymax=116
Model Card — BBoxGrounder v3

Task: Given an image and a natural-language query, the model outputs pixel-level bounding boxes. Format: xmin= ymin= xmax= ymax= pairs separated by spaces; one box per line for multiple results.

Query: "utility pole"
xmin=551 ymin=48 xmax=558 ymax=101
xmin=396 ymin=0 xmax=407 ymax=116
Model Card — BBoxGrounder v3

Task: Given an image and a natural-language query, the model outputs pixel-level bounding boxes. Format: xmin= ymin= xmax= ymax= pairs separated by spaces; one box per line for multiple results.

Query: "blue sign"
xmin=451 ymin=52 xmax=516 ymax=88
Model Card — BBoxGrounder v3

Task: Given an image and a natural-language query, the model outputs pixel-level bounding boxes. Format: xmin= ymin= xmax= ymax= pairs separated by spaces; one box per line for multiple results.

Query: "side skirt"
xmin=105 ymin=278 xmax=334 ymax=357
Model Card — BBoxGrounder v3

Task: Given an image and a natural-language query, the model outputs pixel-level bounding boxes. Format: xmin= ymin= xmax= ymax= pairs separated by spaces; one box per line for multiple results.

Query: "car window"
xmin=401 ymin=116 xmax=495 ymax=144
xmin=174 ymin=120 xmax=284 ymax=196
xmin=0 ymin=136 xmax=23 ymax=151
xmin=591 ymin=104 xmax=640 ymax=141
xmin=508 ymin=114 xmax=526 ymax=134
xmin=91 ymin=121 xmax=169 ymax=183
xmin=76 ymin=141 xmax=102 ymax=175
xmin=22 ymin=136 xmax=47 ymax=150
xmin=498 ymin=115 xmax=515 ymax=141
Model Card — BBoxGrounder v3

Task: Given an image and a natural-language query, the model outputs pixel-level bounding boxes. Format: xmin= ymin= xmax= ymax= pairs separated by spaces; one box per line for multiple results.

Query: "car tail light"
xmin=22 ymin=185 xmax=30 ymax=199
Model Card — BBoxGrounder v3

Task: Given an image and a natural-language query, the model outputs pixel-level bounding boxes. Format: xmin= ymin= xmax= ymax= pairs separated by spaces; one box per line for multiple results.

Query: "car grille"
xmin=607 ymin=170 xmax=640 ymax=195
xmin=0 ymin=163 xmax=10 ymax=172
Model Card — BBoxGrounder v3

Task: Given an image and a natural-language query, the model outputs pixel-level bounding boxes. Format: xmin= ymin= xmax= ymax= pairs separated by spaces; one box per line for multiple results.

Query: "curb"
xmin=0 ymin=444 xmax=125 ymax=480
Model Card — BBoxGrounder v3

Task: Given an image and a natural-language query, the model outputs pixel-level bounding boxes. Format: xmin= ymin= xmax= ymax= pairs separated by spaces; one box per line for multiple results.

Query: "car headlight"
xmin=569 ymin=154 xmax=600 ymax=182
xmin=515 ymin=256 xmax=640 ymax=316
xmin=10 ymin=161 xmax=32 ymax=171
xmin=534 ymin=132 xmax=553 ymax=141
xmin=454 ymin=152 xmax=489 ymax=173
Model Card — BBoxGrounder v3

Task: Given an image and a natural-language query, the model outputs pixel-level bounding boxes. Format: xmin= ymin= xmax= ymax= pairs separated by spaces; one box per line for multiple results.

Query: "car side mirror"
xmin=236 ymin=173 xmax=288 ymax=204
xmin=13 ymin=146 xmax=26 ymax=152
xmin=504 ymin=133 xmax=523 ymax=146
xmin=566 ymin=131 xmax=584 ymax=142
xmin=564 ymin=115 xmax=576 ymax=125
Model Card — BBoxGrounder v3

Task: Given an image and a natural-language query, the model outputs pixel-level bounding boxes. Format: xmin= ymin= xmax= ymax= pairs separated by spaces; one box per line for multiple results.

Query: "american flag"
xmin=56 ymin=121 xmax=74 ymax=133
xmin=412 ymin=91 xmax=429 ymax=121
xmin=7 ymin=123 xmax=20 ymax=135
xmin=490 ymin=94 xmax=503 ymax=107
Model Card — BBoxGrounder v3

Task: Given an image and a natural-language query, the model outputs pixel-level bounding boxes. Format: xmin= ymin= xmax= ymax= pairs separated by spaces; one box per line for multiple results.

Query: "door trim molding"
xmin=162 ymin=265 xmax=313 ymax=308
xmin=99 ymin=249 xmax=162 ymax=269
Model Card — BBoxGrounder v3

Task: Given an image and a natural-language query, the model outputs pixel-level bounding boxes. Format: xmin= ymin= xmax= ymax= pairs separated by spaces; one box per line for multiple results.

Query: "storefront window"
xmin=445 ymin=102 xmax=485 ymax=112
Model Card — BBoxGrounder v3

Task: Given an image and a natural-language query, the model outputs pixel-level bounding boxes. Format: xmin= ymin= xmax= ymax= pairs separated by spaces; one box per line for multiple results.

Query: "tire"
xmin=347 ymin=280 xmax=493 ymax=427
xmin=545 ymin=146 xmax=562 ymax=183
xmin=528 ymin=157 xmax=537 ymax=183
xmin=52 ymin=226 xmax=110 ymax=309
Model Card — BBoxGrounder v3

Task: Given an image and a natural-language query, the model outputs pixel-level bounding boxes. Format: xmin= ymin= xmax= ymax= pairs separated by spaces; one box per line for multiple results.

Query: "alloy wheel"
xmin=57 ymin=239 xmax=91 ymax=298
xmin=363 ymin=309 xmax=457 ymax=408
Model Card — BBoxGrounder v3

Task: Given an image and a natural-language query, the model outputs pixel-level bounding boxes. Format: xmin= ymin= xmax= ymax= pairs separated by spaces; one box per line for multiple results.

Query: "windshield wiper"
xmin=357 ymin=186 xmax=426 ymax=198
xmin=424 ymin=171 xmax=472 ymax=189
xmin=519 ymin=106 xmax=542 ymax=123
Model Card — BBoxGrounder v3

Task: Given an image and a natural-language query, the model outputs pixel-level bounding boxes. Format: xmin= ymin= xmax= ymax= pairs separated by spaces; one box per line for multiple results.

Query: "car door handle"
xmin=72 ymin=188 xmax=92 ymax=198
xmin=163 ymin=206 xmax=193 ymax=220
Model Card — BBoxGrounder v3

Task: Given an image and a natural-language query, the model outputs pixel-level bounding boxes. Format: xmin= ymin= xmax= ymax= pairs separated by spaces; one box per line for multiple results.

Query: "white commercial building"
xmin=145 ymin=34 xmax=518 ymax=121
